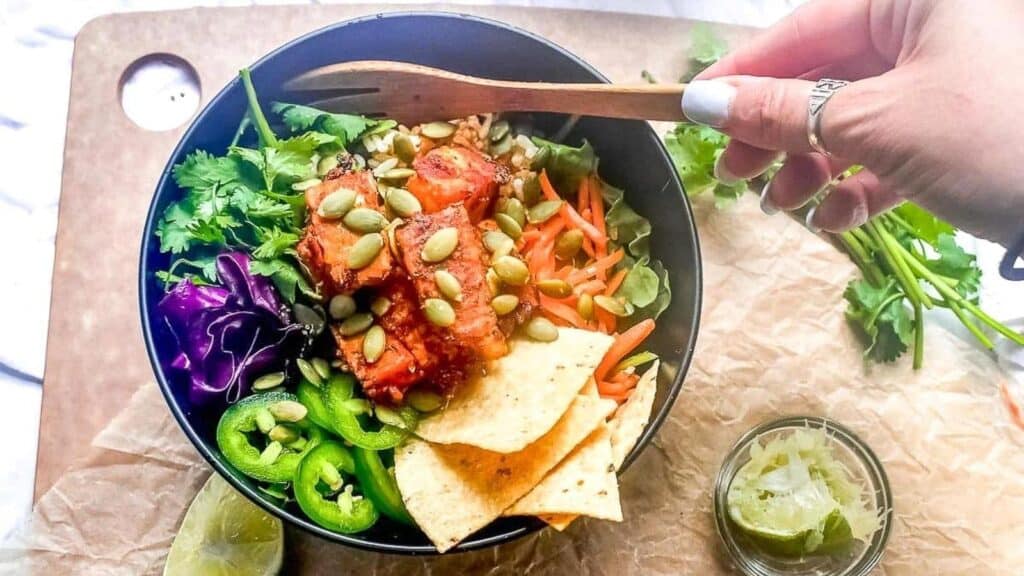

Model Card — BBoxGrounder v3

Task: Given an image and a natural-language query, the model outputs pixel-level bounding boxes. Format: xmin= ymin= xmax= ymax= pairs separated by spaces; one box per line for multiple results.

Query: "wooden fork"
xmin=284 ymin=60 xmax=687 ymax=125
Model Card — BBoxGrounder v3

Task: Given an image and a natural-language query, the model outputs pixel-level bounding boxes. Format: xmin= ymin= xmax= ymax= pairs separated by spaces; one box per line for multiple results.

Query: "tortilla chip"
xmin=535 ymin=361 xmax=660 ymax=532
xmin=609 ymin=360 xmax=659 ymax=468
xmin=395 ymin=395 xmax=616 ymax=552
xmin=504 ymin=425 xmax=621 ymax=521
xmin=580 ymin=376 xmax=599 ymax=397
xmin=415 ymin=328 xmax=614 ymax=453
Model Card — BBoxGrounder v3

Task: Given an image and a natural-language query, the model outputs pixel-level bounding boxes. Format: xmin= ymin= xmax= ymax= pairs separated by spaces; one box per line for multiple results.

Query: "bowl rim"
xmin=138 ymin=9 xmax=702 ymax=556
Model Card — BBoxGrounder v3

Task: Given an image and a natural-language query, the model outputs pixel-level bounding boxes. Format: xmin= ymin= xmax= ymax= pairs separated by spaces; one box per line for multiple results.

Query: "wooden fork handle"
xmin=490 ymin=81 xmax=688 ymax=122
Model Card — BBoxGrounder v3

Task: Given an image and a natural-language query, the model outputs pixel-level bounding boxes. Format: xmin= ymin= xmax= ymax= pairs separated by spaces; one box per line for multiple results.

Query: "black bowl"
xmin=139 ymin=11 xmax=701 ymax=555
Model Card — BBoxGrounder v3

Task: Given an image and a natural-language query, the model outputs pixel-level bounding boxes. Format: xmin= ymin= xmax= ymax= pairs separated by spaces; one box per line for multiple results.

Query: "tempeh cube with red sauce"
xmin=296 ymin=171 xmax=392 ymax=295
xmin=406 ymin=146 xmax=500 ymax=223
xmin=395 ymin=204 xmax=508 ymax=360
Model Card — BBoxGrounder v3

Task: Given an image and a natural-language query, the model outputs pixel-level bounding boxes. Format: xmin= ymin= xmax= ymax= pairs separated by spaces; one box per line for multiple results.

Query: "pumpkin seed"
xmin=319 ymin=460 xmax=343 ymax=492
xmin=317 ymin=154 xmax=339 ymax=176
xmin=328 ymin=294 xmax=357 ymax=320
xmin=347 ymin=233 xmax=384 ymax=269
xmin=253 ymin=371 xmax=286 ymax=391
xmin=483 ymin=230 xmax=515 ymax=257
xmin=420 ymin=121 xmax=456 ymax=139
xmin=371 ymin=157 xmax=399 ymax=178
xmin=293 ymin=303 xmax=325 ymax=336
xmin=258 ymin=441 xmax=284 ymax=466
xmin=555 ymin=229 xmax=585 ymax=260
xmin=255 ymin=408 xmax=276 ymax=434
xmin=384 ymin=187 xmax=422 ymax=217
xmin=407 ymin=390 xmax=443 ymax=413
xmin=317 ymin=188 xmax=357 ymax=219
xmin=522 ymin=175 xmax=541 ymax=206
xmin=423 ymin=298 xmax=456 ymax=327
xmin=269 ymin=424 xmax=300 ymax=444
xmin=488 ymin=120 xmax=510 ymax=142
xmin=370 ymin=296 xmax=392 ymax=317
xmin=490 ymin=294 xmax=520 ymax=316
xmin=594 ymin=294 xmax=629 ymax=317
xmin=343 ymin=398 xmax=372 ymax=415
xmin=485 ymin=268 xmax=502 ymax=296
xmin=434 ymin=270 xmax=463 ymax=302
xmin=385 ymin=218 xmax=403 ymax=257
xmin=380 ymin=168 xmax=416 ymax=182
xmin=421 ymin=227 xmax=459 ymax=263
xmin=374 ymin=406 xmax=407 ymax=429
xmin=490 ymin=133 xmax=513 ymax=157
xmin=525 ymin=316 xmax=559 ymax=342
xmin=393 ymin=133 xmax=417 ymax=163
xmin=296 ymin=358 xmax=322 ymax=387
xmin=536 ymin=278 xmax=572 ymax=298
xmin=577 ymin=292 xmax=595 ymax=321
xmin=291 ymin=178 xmax=322 ymax=192
xmin=362 ymin=325 xmax=386 ymax=364
xmin=527 ymin=200 xmax=563 ymax=224
xmin=500 ymin=197 xmax=526 ymax=228
xmin=495 ymin=213 xmax=523 ymax=240
xmin=339 ymin=312 xmax=373 ymax=336
xmin=269 ymin=400 xmax=308 ymax=423
xmin=529 ymin=145 xmax=551 ymax=171
xmin=311 ymin=357 xmax=331 ymax=380
xmin=492 ymin=255 xmax=530 ymax=286
xmin=343 ymin=208 xmax=388 ymax=233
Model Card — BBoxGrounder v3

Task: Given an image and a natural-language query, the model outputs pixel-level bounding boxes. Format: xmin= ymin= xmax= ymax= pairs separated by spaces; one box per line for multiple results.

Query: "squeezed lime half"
xmin=726 ymin=427 xmax=880 ymax=558
xmin=164 ymin=474 xmax=284 ymax=576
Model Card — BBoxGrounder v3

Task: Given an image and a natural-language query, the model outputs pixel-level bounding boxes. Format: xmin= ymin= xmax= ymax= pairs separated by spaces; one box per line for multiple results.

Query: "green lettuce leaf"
xmin=530 ymin=137 xmax=598 ymax=192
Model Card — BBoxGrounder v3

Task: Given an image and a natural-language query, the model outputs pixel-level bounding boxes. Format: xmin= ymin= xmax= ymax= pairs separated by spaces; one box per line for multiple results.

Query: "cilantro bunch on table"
xmin=155 ymin=69 xmax=388 ymax=303
xmin=656 ymin=26 xmax=1024 ymax=368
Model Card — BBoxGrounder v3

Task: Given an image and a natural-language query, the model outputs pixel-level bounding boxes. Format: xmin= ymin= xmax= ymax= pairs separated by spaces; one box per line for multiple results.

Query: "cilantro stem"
xmin=838 ymin=231 xmax=884 ymax=286
xmin=913 ymin=300 xmax=924 ymax=369
xmin=873 ymin=221 xmax=933 ymax=308
xmin=239 ymin=69 xmax=278 ymax=148
xmin=894 ymin=239 xmax=1024 ymax=346
xmin=947 ymin=300 xmax=995 ymax=349
xmin=863 ymin=221 xmax=924 ymax=309
xmin=865 ymin=291 xmax=905 ymax=333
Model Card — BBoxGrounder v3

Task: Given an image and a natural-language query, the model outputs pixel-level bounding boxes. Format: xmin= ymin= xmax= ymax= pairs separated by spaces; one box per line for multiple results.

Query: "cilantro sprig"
xmin=155 ymin=68 xmax=386 ymax=303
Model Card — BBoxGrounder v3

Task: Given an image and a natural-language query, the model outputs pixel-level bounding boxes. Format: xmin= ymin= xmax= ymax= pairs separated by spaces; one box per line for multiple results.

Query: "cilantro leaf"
xmin=844 ymin=278 xmax=913 ymax=362
xmin=271 ymin=102 xmax=379 ymax=148
xmin=253 ymin=229 xmax=301 ymax=260
xmin=924 ymin=234 xmax=981 ymax=300
xmin=277 ymin=131 xmax=340 ymax=154
xmin=229 ymin=146 xmax=313 ymax=192
xmin=681 ymin=23 xmax=729 ymax=82
xmin=664 ymin=123 xmax=736 ymax=197
xmin=892 ymin=203 xmax=955 ymax=247
xmin=172 ymin=151 xmax=244 ymax=191
xmin=249 ymin=257 xmax=319 ymax=304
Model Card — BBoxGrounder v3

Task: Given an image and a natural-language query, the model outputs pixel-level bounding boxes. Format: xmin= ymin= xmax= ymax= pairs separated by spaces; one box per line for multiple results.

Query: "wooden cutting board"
xmin=37 ymin=3 xmax=754 ymax=500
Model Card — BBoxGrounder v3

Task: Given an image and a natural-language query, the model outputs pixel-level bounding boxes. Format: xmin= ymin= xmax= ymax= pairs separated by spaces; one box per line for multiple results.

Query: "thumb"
xmin=682 ymin=76 xmax=875 ymax=160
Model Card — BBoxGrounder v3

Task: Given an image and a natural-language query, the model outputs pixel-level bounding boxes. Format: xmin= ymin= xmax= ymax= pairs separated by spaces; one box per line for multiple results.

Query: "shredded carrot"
xmin=595 ymin=307 xmax=615 ymax=334
xmin=520 ymin=229 xmax=541 ymax=243
xmin=538 ymin=217 xmax=566 ymax=245
xmin=539 ymin=170 xmax=606 ymax=247
xmin=598 ymin=386 xmax=635 ymax=403
xmin=528 ymin=240 xmax=551 ymax=275
xmin=599 ymin=373 xmax=640 ymax=394
xmin=540 ymin=295 xmax=587 ymax=328
xmin=577 ymin=177 xmax=590 ymax=214
xmin=567 ymin=248 xmax=624 ymax=284
xmin=574 ymin=279 xmax=606 ymax=295
xmin=595 ymin=319 xmax=656 ymax=382
xmin=590 ymin=176 xmax=607 ymax=241
xmin=604 ymin=268 xmax=628 ymax=296
xmin=581 ymin=237 xmax=596 ymax=258
xmin=609 ymin=371 xmax=633 ymax=384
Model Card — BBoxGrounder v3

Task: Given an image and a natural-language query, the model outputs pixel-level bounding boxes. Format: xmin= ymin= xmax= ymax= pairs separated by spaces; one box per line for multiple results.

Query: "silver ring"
xmin=807 ymin=78 xmax=848 ymax=157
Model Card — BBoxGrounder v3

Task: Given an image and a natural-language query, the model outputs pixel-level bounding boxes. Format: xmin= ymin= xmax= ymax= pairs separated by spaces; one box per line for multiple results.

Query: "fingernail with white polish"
xmin=713 ymin=154 xmax=743 ymax=185
xmin=805 ymin=205 xmax=821 ymax=233
xmin=681 ymin=80 xmax=736 ymax=128
xmin=847 ymin=203 xmax=869 ymax=229
xmin=759 ymin=178 xmax=779 ymax=215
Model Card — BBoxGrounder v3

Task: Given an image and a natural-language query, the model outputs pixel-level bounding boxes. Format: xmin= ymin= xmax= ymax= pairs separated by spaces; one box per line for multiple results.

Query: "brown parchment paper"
xmin=6 ymin=195 xmax=1024 ymax=575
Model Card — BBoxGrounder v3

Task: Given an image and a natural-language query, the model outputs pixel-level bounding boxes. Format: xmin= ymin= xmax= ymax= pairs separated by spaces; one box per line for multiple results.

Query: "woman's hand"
xmin=681 ymin=0 xmax=1024 ymax=245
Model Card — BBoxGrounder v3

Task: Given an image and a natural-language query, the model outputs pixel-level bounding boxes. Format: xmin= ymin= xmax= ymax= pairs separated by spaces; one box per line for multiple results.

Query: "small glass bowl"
xmin=713 ymin=416 xmax=893 ymax=576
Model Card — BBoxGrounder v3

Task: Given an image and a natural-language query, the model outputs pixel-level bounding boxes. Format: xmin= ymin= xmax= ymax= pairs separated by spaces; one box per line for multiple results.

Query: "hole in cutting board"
xmin=119 ymin=54 xmax=201 ymax=131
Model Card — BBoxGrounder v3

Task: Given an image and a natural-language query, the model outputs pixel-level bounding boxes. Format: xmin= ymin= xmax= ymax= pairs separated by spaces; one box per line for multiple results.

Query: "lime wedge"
xmin=165 ymin=474 xmax=284 ymax=576
xmin=726 ymin=429 xmax=874 ymax=557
